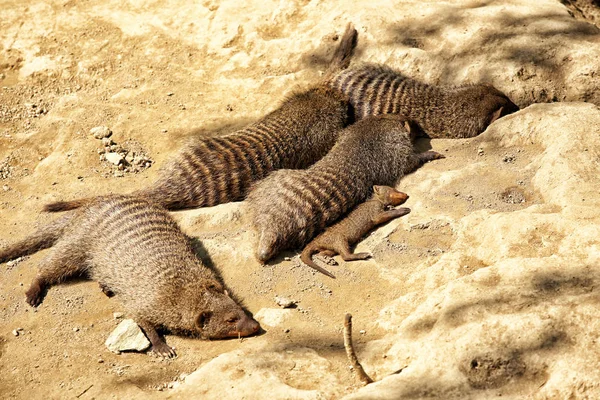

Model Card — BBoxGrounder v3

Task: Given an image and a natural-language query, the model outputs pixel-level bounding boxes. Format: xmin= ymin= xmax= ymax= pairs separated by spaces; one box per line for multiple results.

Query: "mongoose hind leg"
xmin=26 ymin=241 xmax=86 ymax=307
xmin=319 ymin=249 xmax=337 ymax=257
xmin=139 ymin=320 xmax=176 ymax=358
xmin=337 ymin=242 xmax=371 ymax=262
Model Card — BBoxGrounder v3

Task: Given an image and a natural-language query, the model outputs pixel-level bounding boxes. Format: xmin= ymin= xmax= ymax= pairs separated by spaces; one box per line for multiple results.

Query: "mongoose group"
xmin=0 ymin=23 xmax=518 ymax=358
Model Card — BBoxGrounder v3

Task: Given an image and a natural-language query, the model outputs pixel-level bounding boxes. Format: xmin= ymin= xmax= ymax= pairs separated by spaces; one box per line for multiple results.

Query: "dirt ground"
xmin=1 ymin=1 xmax=600 ymax=399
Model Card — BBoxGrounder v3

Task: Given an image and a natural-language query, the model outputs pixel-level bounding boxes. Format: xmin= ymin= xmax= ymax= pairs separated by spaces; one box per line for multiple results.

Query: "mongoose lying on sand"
xmin=328 ymin=64 xmax=519 ymax=138
xmin=300 ymin=185 xmax=410 ymax=278
xmin=0 ymin=195 xmax=259 ymax=357
xmin=44 ymin=24 xmax=358 ymax=212
xmin=248 ymin=114 xmax=444 ymax=263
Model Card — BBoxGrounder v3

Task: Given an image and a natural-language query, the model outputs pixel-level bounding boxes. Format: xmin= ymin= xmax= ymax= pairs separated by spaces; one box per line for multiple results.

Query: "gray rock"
xmin=90 ymin=126 xmax=112 ymax=139
xmin=105 ymin=319 xmax=150 ymax=353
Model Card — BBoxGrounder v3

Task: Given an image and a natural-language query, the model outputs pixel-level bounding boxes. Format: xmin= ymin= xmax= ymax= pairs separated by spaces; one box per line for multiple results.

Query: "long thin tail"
xmin=300 ymin=244 xmax=336 ymax=279
xmin=0 ymin=212 xmax=75 ymax=263
xmin=323 ymin=23 xmax=358 ymax=81
xmin=43 ymin=197 xmax=93 ymax=213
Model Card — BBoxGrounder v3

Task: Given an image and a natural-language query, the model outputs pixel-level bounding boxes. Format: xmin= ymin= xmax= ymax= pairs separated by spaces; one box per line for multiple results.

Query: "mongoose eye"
xmin=226 ymin=316 xmax=239 ymax=323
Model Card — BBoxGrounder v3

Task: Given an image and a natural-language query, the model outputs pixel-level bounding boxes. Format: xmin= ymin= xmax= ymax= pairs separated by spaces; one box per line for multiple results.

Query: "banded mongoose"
xmin=300 ymin=185 xmax=410 ymax=278
xmin=43 ymin=24 xmax=358 ymax=213
xmin=328 ymin=64 xmax=519 ymax=138
xmin=247 ymin=114 xmax=444 ymax=263
xmin=0 ymin=196 xmax=260 ymax=358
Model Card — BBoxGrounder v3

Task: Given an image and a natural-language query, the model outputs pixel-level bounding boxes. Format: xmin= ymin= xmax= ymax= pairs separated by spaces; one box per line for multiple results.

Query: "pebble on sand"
xmin=90 ymin=126 xmax=112 ymax=139
xmin=105 ymin=319 xmax=150 ymax=353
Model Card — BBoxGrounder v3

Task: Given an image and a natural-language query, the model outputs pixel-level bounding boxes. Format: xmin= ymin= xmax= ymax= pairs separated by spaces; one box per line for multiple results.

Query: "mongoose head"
xmin=256 ymin=231 xmax=280 ymax=263
xmin=172 ymin=279 xmax=260 ymax=339
xmin=373 ymin=185 xmax=409 ymax=207
xmin=453 ymin=84 xmax=520 ymax=137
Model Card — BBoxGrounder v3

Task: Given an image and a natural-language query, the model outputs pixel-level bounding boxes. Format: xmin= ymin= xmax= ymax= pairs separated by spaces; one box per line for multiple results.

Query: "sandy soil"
xmin=1 ymin=0 xmax=600 ymax=399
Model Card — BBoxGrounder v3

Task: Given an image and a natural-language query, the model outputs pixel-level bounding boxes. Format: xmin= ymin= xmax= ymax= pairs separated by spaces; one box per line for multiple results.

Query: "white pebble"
xmin=90 ymin=126 xmax=112 ymax=139
xmin=113 ymin=312 xmax=124 ymax=320
xmin=105 ymin=152 xmax=123 ymax=165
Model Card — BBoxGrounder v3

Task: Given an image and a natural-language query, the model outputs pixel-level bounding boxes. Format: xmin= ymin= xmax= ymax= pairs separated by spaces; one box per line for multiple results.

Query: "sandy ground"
xmin=1 ymin=0 xmax=600 ymax=399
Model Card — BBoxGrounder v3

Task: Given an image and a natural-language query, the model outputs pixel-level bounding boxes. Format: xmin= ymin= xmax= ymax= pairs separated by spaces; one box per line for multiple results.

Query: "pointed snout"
xmin=237 ymin=315 xmax=260 ymax=337
xmin=389 ymin=191 xmax=409 ymax=206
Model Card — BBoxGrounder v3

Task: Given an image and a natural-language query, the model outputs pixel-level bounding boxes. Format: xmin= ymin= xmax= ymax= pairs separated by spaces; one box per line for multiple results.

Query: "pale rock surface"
xmin=343 ymin=103 xmax=600 ymax=399
xmin=255 ymin=308 xmax=295 ymax=327
xmin=105 ymin=319 xmax=151 ymax=353
xmin=168 ymin=345 xmax=342 ymax=400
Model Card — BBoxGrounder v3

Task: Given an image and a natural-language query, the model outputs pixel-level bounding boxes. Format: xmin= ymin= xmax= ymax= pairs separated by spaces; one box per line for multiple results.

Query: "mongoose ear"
xmin=195 ymin=311 xmax=213 ymax=330
xmin=403 ymin=121 xmax=412 ymax=134
xmin=489 ymin=106 xmax=504 ymax=124
xmin=373 ymin=185 xmax=383 ymax=195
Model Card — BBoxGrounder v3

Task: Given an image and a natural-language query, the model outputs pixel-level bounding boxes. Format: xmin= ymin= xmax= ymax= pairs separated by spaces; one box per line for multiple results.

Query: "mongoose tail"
xmin=299 ymin=244 xmax=336 ymax=279
xmin=323 ymin=23 xmax=359 ymax=80
xmin=43 ymin=198 xmax=92 ymax=212
xmin=0 ymin=212 xmax=75 ymax=263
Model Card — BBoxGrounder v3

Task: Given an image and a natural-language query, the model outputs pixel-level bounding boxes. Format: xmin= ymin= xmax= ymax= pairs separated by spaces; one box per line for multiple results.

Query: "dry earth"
xmin=1 ymin=0 xmax=599 ymax=399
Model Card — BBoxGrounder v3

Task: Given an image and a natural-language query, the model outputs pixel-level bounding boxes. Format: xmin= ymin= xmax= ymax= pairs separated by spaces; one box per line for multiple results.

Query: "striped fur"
xmin=328 ymin=64 xmax=519 ymax=138
xmin=0 ymin=195 xmax=259 ymax=357
xmin=136 ymin=86 xmax=349 ymax=209
xmin=43 ymin=24 xmax=358 ymax=213
xmin=248 ymin=114 xmax=444 ymax=263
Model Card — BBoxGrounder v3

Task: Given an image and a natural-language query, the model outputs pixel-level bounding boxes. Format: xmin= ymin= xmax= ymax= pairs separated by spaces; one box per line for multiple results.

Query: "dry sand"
xmin=1 ymin=0 xmax=600 ymax=399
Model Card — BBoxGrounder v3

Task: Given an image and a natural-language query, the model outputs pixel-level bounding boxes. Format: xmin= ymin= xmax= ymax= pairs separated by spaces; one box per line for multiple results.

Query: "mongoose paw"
xmin=353 ymin=252 xmax=371 ymax=260
xmin=150 ymin=342 xmax=177 ymax=359
xmin=99 ymin=283 xmax=115 ymax=298
xmin=25 ymin=286 xmax=44 ymax=307
xmin=422 ymin=150 xmax=445 ymax=161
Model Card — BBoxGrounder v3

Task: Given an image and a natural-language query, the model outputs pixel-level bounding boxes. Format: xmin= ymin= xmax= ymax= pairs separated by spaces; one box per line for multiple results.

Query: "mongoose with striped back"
xmin=0 ymin=195 xmax=260 ymax=358
xmin=328 ymin=64 xmax=519 ymax=138
xmin=248 ymin=114 xmax=444 ymax=263
xmin=43 ymin=24 xmax=358 ymax=213
xmin=300 ymin=185 xmax=410 ymax=278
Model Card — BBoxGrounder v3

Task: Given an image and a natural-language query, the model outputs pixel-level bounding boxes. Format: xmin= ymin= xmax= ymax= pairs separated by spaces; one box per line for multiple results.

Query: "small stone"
xmin=113 ymin=312 xmax=124 ymax=320
xmin=114 ymin=170 xmax=124 ymax=178
xmin=167 ymin=92 xmax=174 ymax=96
xmin=98 ymin=359 xmax=104 ymax=363
xmin=274 ymin=296 xmax=296 ymax=308
xmin=283 ymin=257 xmax=291 ymax=261
xmin=73 ymin=327 xmax=79 ymax=332
xmin=477 ymin=147 xmax=484 ymax=156
xmin=101 ymin=137 xmax=112 ymax=146
xmin=105 ymin=152 xmax=123 ymax=165
xmin=2 ymin=185 xmax=9 ymax=191
xmin=12 ymin=329 xmax=19 ymax=337
xmin=284 ymin=328 xmax=290 ymax=333
xmin=161 ymin=129 xmax=168 ymax=133
xmin=90 ymin=126 xmax=112 ymax=139
xmin=105 ymin=319 xmax=150 ymax=353
xmin=359 ymin=329 xmax=366 ymax=335
xmin=125 ymin=152 xmax=134 ymax=164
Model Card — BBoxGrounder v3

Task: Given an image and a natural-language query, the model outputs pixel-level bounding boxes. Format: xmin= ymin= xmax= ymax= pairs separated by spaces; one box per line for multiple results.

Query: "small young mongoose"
xmin=248 ymin=114 xmax=444 ymax=263
xmin=0 ymin=196 xmax=260 ymax=357
xmin=328 ymin=64 xmax=519 ymax=138
xmin=43 ymin=24 xmax=358 ymax=213
xmin=300 ymin=185 xmax=410 ymax=278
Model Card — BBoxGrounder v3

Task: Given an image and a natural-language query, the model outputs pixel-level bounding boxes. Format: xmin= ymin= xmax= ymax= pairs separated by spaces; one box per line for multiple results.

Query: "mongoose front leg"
xmin=372 ymin=207 xmax=411 ymax=226
xmin=418 ymin=150 xmax=445 ymax=163
xmin=138 ymin=320 xmax=176 ymax=358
